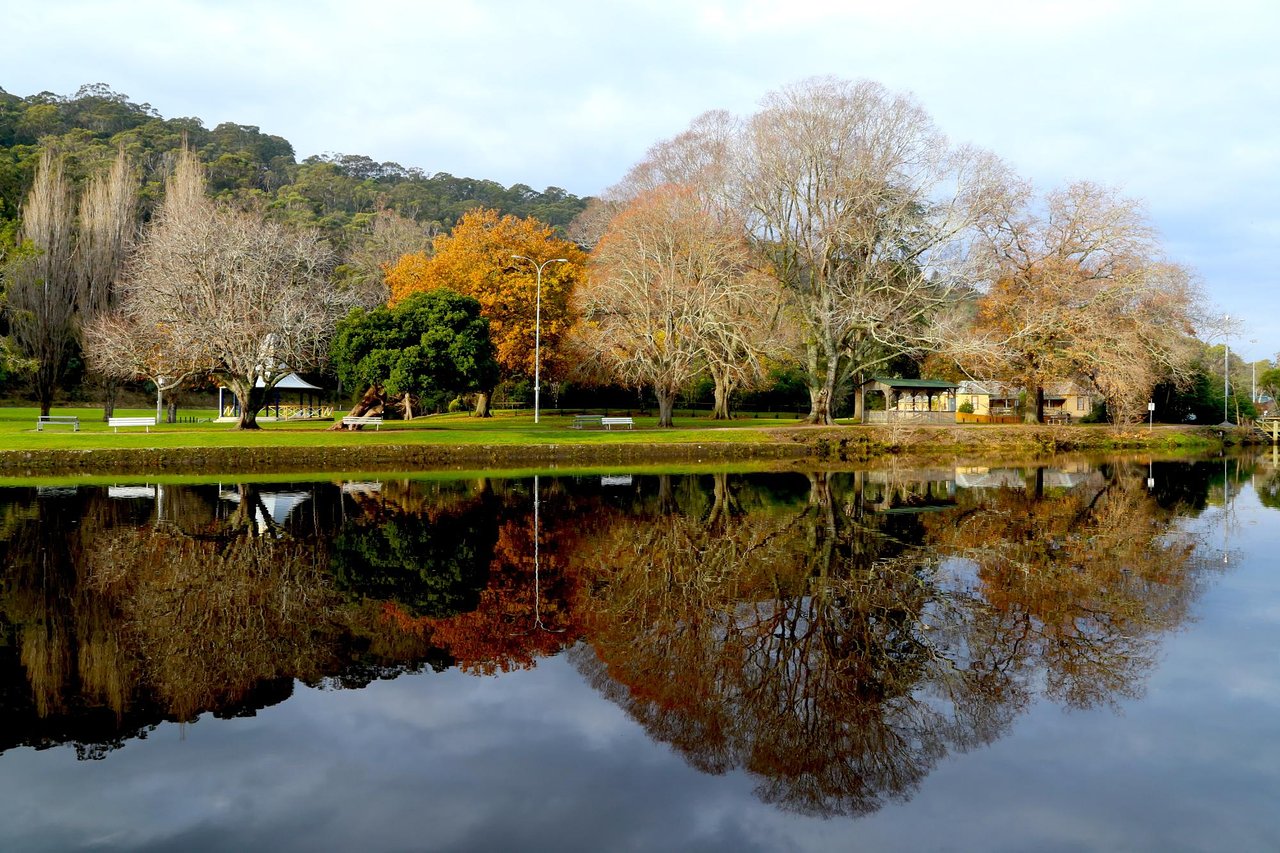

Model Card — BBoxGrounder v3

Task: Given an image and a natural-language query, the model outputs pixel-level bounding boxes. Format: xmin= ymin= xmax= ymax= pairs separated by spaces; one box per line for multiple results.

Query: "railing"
xmin=220 ymin=404 xmax=334 ymax=420
xmin=864 ymin=410 xmax=957 ymax=425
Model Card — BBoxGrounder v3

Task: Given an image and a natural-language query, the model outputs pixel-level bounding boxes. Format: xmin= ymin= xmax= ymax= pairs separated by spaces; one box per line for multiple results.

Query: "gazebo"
xmin=858 ymin=377 xmax=960 ymax=424
xmin=217 ymin=372 xmax=333 ymax=422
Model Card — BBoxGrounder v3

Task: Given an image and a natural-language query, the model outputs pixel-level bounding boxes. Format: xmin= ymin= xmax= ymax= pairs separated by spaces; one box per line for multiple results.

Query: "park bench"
xmin=36 ymin=415 xmax=80 ymax=432
xmin=342 ymin=415 xmax=383 ymax=430
xmin=108 ymin=416 xmax=156 ymax=433
xmin=571 ymin=415 xmax=604 ymax=429
xmin=601 ymin=417 xmax=634 ymax=430
xmin=1044 ymin=411 xmax=1072 ymax=425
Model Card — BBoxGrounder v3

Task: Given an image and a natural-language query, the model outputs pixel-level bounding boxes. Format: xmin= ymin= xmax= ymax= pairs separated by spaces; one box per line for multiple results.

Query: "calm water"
xmin=0 ymin=456 xmax=1277 ymax=852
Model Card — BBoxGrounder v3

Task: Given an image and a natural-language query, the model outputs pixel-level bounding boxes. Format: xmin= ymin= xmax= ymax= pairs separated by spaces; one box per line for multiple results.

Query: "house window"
xmin=1077 ymin=397 xmax=1087 ymax=411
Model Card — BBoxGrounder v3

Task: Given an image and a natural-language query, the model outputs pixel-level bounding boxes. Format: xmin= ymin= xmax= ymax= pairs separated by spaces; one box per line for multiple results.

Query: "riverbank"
xmin=0 ymin=415 xmax=1246 ymax=477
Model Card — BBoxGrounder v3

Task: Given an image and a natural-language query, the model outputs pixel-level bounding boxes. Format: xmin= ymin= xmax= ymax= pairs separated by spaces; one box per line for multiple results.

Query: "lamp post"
xmin=512 ymin=255 xmax=568 ymax=424
xmin=1222 ymin=315 xmax=1232 ymax=426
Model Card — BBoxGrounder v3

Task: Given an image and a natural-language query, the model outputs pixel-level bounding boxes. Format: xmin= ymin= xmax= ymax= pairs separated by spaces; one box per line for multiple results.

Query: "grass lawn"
xmin=0 ymin=406 xmax=804 ymax=451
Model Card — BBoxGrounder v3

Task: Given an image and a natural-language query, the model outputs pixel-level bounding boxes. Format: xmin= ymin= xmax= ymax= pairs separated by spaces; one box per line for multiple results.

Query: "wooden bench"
xmin=37 ymin=415 xmax=80 ymax=432
xmin=601 ymin=417 xmax=634 ymax=430
xmin=1045 ymin=411 xmax=1072 ymax=425
xmin=571 ymin=415 xmax=603 ymax=429
xmin=108 ymin=416 xmax=156 ymax=432
xmin=342 ymin=415 xmax=383 ymax=430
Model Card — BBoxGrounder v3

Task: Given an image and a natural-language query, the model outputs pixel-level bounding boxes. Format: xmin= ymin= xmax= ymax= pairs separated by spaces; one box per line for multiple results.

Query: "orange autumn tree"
xmin=385 ymin=208 xmax=587 ymax=416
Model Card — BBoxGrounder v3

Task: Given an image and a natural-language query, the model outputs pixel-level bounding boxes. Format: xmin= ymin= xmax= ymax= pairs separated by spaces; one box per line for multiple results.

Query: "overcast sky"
xmin=6 ymin=0 xmax=1277 ymax=360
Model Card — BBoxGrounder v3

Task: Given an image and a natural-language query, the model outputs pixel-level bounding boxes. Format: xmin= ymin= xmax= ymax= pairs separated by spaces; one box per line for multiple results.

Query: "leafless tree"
xmin=962 ymin=180 xmax=1204 ymax=423
xmin=577 ymin=185 xmax=774 ymax=426
xmin=76 ymin=147 xmax=139 ymax=418
xmin=737 ymin=77 xmax=1007 ymax=424
xmin=3 ymin=149 xmax=77 ymax=415
xmin=105 ymin=149 xmax=348 ymax=428
xmin=339 ymin=207 xmax=436 ymax=307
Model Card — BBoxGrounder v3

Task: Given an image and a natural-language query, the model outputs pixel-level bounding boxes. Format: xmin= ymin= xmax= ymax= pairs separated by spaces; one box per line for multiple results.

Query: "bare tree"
xmin=963 ymin=181 xmax=1203 ymax=423
xmin=577 ymin=185 xmax=767 ymax=426
xmin=108 ymin=149 xmax=347 ymax=428
xmin=76 ymin=147 xmax=139 ymax=418
xmin=737 ymin=78 xmax=1007 ymax=424
xmin=3 ymin=149 xmax=77 ymax=416
xmin=339 ymin=207 xmax=437 ymax=307
xmin=82 ymin=308 xmax=206 ymax=423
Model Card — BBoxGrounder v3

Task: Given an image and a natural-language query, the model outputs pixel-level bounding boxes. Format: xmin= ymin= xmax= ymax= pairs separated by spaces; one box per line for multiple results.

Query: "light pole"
xmin=1222 ymin=315 xmax=1232 ymax=426
xmin=512 ymin=255 xmax=568 ymax=424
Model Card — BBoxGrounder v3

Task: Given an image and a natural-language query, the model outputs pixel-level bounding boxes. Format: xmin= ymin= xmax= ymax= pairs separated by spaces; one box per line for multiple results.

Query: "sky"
xmin=5 ymin=0 xmax=1278 ymax=361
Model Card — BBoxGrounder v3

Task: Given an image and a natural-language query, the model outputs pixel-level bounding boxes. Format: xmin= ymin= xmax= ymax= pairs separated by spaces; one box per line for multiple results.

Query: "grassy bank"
xmin=0 ymin=405 xmax=1240 ymax=477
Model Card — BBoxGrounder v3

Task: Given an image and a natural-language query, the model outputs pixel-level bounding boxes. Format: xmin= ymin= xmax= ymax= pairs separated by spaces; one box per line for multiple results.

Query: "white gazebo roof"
xmin=255 ymin=372 xmax=324 ymax=391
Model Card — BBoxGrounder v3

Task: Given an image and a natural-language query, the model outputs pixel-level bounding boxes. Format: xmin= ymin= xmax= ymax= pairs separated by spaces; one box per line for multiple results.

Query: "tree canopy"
xmin=331 ymin=289 xmax=499 ymax=417
xmin=384 ymin=207 xmax=587 ymax=414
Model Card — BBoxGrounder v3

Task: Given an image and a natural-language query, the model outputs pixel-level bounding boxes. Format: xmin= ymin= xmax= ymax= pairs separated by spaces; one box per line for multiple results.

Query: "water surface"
xmin=0 ymin=457 xmax=1277 ymax=851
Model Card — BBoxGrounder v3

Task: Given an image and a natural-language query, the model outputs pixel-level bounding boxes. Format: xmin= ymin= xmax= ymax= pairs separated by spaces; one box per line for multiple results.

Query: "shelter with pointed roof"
xmin=217 ymin=372 xmax=334 ymax=422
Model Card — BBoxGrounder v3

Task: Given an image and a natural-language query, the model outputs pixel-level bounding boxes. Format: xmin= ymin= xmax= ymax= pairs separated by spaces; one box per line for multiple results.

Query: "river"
xmin=0 ymin=455 xmax=1276 ymax=851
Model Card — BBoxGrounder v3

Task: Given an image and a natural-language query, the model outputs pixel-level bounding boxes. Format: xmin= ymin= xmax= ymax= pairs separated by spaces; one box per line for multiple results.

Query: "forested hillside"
xmin=0 ymin=83 xmax=589 ymax=251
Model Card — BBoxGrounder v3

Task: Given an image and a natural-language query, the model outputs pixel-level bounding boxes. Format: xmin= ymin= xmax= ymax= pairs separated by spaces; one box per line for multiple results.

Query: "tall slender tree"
xmin=76 ymin=147 xmax=138 ymax=418
xmin=3 ymin=149 xmax=77 ymax=415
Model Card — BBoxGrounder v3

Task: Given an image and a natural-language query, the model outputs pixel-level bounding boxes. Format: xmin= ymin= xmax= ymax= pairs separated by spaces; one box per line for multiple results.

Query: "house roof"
xmin=868 ymin=377 xmax=959 ymax=390
xmin=959 ymin=380 xmax=1020 ymax=397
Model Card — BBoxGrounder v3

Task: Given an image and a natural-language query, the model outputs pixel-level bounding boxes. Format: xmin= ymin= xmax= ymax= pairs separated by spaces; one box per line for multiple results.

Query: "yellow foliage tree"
xmin=385 ymin=208 xmax=586 ymax=415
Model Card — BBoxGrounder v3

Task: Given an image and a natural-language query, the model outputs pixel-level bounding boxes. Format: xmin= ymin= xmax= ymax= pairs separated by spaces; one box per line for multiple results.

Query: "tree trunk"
xmin=710 ymin=366 xmax=731 ymax=420
xmin=403 ymin=392 xmax=415 ymax=421
xmin=36 ymin=363 xmax=56 ymax=417
xmin=656 ymin=389 xmax=676 ymax=427
xmin=473 ymin=389 xmax=492 ymax=418
xmin=233 ymin=382 xmax=265 ymax=430
xmin=101 ymin=380 xmax=119 ymax=421
xmin=330 ymin=385 xmax=386 ymax=430
xmin=804 ymin=342 xmax=839 ymax=425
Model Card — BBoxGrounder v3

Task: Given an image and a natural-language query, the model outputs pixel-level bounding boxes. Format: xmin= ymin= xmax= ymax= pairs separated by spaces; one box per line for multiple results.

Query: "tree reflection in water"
xmin=567 ymin=464 xmax=1212 ymax=816
xmin=0 ymin=459 xmax=1227 ymax=814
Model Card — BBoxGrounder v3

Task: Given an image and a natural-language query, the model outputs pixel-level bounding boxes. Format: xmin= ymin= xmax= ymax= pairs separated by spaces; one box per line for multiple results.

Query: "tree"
xmin=384 ymin=208 xmax=586 ymax=416
xmin=577 ymin=185 xmax=769 ymax=426
xmin=330 ymin=289 xmax=498 ymax=421
xmin=966 ymin=181 xmax=1203 ymax=423
xmin=737 ymin=78 xmax=1005 ymax=424
xmin=2 ymin=149 xmax=77 ymax=415
xmin=1259 ymin=366 xmax=1280 ymax=408
xmin=108 ymin=149 xmax=346 ymax=428
xmin=75 ymin=146 xmax=138 ymax=418
xmin=335 ymin=207 xmax=436 ymax=308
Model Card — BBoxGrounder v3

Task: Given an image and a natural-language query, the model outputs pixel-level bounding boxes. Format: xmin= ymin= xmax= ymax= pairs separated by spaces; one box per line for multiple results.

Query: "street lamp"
xmin=512 ymin=254 xmax=568 ymax=424
xmin=1222 ymin=315 xmax=1233 ymax=427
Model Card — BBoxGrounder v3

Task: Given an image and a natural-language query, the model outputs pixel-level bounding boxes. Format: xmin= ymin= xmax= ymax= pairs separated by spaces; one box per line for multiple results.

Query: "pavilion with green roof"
xmin=857 ymin=377 xmax=960 ymax=424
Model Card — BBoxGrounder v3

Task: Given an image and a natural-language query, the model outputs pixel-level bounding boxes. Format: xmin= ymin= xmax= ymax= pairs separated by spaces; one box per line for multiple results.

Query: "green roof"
xmin=868 ymin=377 xmax=959 ymax=389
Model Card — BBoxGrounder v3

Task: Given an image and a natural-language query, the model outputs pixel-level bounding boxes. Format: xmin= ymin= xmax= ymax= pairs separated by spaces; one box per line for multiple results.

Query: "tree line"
xmin=1 ymin=79 xmax=1275 ymax=425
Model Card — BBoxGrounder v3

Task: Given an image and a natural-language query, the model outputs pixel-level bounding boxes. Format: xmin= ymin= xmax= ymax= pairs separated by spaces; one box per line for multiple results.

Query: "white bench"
xmin=108 ymin=416 xmax=156 ymax=433
xmin=571 ymin=415 xmax=603 ymax=429
xmin=342 ymin=415 xmax=383 ymax=430
xmin=37 ymin=415 xmax=80 ymax=432
xmin=601 ymin=417 xmax=634 ymax=430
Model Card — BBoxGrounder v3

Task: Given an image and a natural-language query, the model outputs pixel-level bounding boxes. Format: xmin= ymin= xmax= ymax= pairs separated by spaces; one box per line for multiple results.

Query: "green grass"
xmin=0 ymin=406 xmax=803 ymax=451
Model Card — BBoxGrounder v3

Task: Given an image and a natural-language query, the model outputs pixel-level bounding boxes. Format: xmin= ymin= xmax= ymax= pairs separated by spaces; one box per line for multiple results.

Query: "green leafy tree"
xmin=331 ymin=289 xmax=499 ymax=419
